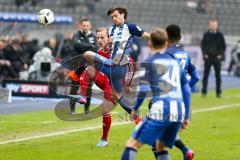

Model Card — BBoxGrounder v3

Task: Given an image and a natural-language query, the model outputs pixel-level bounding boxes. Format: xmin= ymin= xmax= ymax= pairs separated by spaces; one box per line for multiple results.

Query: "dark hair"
xmin=107 ymin=6 xmax=128 ymax=19
xmin=78 ymin=17 xmax=90 ymax=23
xmin=150 ymin=27 xmax=168 ymax=49
xmin=11 ymin=38 xmax=21 ymax=45
xmin=166 ymin=24 xmax=181 ymax=42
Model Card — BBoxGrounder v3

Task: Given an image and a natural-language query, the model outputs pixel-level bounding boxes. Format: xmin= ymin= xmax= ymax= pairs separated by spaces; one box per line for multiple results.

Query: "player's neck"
xmin=116 ymin=21 xmax=125 ymax=27
xmin=168 ymin=40 xmax=179 ymax=46
xmin=151 ymin=48 xmax=166 ymax=54
xmin=102 ymin=46 xmax=109 ymax=52
xmin=168 ymin=42 xmax=177 ymax=46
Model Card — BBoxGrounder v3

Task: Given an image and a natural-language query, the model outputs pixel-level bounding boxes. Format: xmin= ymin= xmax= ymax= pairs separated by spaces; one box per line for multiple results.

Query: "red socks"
xmin=79 ymin=69 xmax=114 ymax=141
xmin=102 ymin=113 xmax=112 ymax=141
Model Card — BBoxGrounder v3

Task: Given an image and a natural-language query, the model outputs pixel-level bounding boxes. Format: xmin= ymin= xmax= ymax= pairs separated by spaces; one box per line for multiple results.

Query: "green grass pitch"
xmin=0 ymin=89 xmax=240 ymax=160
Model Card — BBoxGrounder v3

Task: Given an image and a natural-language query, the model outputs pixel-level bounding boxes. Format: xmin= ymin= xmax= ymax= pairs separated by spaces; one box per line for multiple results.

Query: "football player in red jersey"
xmin=68 ymin=28 xmax=114 ymax=146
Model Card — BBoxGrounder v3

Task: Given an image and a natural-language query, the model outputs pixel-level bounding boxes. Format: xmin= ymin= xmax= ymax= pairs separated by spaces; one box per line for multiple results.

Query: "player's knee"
xmin=83 ymin=51 xmax=94 ymax=60
xmin=104 ymin=93 xmax=116 ymax=105
xmin=126 ymin=137 xmax=142 ymax=150
xmin=155 ymin=140 xmax=167 ymax=152
xmin=102 ymin=111 xmax=111 ymax=116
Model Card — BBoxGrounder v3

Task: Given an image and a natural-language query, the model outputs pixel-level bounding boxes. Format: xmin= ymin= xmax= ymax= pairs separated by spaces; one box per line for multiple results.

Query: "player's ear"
xmin=178 ymin=35 xmax=181 ymax=41
xmin=147 ymin=40 xmax=152 ymax=49
xmin=120 ymin=13 xmax=125 ymax=19
xmin=164 ymin=41 xmax=168 ymax=48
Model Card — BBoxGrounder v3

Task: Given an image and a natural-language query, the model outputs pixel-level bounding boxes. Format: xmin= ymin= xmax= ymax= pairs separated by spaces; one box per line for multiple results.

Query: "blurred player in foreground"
xmin=121 ymin=28 xmax=191 ymax=160
xmin=132 ymin=24 xmax=197 ymax=160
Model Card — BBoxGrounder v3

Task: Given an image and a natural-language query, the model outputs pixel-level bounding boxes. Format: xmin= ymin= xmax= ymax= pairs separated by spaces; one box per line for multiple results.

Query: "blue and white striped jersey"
xmin=108 ymin=22 xmax=144 ymax=66
xmin=166 ymin=45 xmax=191 ymax=75
xmin=142 ymin=52 xmax=188 ymax=122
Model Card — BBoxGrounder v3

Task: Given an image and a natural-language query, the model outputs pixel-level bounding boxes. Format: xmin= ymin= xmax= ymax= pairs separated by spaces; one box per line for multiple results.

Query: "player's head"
xmin=208 ymin=19 xmax=218 ymax=32
xmin=78 ymin=18 xmax=92 ymax=33
xmin=107 ymin=6 xmax=128 ymax=26
xmin=166 ymin=24 xmax=181 ymax=44
xmin=149 ymin=27 xmax=168 ymax=51
xmin=11 ymin=38 xmax=21 ymax=47
xmin=21 ymin=34 xmax=29 ymax=43
xmin=96 ymin=27 xmax=109 ymax=48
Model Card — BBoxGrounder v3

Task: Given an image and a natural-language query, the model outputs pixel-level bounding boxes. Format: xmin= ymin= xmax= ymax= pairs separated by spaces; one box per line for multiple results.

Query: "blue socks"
xmin=121 ymin=147 xmax=137 ymax=160
xmin=117 ymin=96 xmax=132 ymax=114
xmin=157 ymin=150 xmax=170 ymax=160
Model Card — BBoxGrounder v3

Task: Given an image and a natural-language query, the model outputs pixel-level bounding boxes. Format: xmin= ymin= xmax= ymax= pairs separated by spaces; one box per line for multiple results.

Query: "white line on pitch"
xmin=192 ymin=103 xmax=240 ymax=113
xmin=0 ymin=121 xmax=131 ymax=145
xmin=0 ymin=121 xmax=54 ymax=124
xmin=0 ymin=103 xmax=239 ymax=145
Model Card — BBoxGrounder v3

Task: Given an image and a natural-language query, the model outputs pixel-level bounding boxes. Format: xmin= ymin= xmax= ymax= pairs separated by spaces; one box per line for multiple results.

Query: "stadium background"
xmin=1 ymin=0 xmax=240 ymax=70
xmin=0 ymin=1 xmax=240 ymax=160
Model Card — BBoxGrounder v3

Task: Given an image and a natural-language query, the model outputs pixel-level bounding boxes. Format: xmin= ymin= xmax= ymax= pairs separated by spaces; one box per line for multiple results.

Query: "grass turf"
xmin=0 ymin=89 xmax=240 ymax=160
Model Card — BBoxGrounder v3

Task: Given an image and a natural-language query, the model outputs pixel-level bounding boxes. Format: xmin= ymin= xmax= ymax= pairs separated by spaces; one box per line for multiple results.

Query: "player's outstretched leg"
xmin=83 ymin=51 xmax=96 ymax=64
xmin=84 ymin=51 xmax=133 ymax=113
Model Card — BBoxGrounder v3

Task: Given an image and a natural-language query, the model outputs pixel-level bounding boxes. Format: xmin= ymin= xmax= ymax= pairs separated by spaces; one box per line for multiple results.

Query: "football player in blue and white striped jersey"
xmin=121 ymin=27 xmax=191 ymax=160
xmin=83 ymin=6 xmax=149 ymax=113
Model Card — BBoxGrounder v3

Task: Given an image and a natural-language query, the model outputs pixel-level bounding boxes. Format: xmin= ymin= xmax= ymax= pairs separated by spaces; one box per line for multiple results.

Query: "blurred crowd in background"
xmin=0 ymin=18 xmax=240 ymax=81
xmin=0 ymin=32 xmax=75 ymax=81
xmin=0 ymin=16 xmax=240 ymax=83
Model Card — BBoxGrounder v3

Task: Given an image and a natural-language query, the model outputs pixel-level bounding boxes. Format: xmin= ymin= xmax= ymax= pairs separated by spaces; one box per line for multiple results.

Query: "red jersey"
xmin=97 ymin=48 xmax=111 ymax=59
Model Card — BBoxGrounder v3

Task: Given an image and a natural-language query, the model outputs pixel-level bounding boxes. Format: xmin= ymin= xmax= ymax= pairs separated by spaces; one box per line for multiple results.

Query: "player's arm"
xmin=132 ymin=84 xmax=149 ymax=111
xmin=141 ymin=32 xmax=150 ymax=40
xmin=182 ymin=83 xmax=191 ymax=120
xmin=181 ymin=71 xmax=191 ymax=129
xmin=130 ymin=84 xmax=149 ymax=121
xmin=181 ymin=83 xmax=191 ymax=129
xmin=131 ymin=62 xmax=151 ymax=120
xmin=128 ymin=23 xmax=149 ymax=40
xmin=187 ymin=60 xmax=200 ymax=88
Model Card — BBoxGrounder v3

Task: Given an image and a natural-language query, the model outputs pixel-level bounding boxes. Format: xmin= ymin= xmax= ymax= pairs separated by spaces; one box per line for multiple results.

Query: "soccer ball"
xmin=38 ymin=9 xmax=54 ymax=25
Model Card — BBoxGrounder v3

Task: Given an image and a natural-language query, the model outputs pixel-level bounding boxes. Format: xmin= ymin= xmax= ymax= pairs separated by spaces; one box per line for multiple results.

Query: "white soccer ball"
xmin=38 ymin=9 xmax=54 ymax=25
